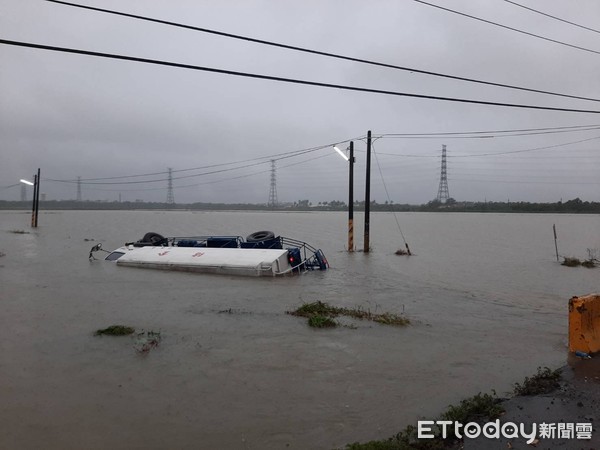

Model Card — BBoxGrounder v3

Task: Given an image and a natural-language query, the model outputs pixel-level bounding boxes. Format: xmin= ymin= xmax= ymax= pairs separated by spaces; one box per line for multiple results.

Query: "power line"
xmin=0 ymin=183 xmax=21 ymax=189
xmin=451 ymin=178 xmax=600 ymax=185
xmin=377 ymin=124 xmax=600 ymax=139
xmin=70 ymin=151 xmax=336 ymax=193
xmin=412 ymin=0 xmax=600 ymax=56
xmin=504 ymin=0 xmax=600 ymax=35
xmin=2 ymin=39 xmax=600 ymax=114
xmin=63 ymin=141 xmax=356 ymax=182
xmin=450 ymin=136 xmax=600 ymax=158
xmin=368 ymin=135 xmax=600 ymax=158
xmin=44 ymin=0 xmax=600 ymax=104
xmin=46 ymin=139 xmax=355 ymax=185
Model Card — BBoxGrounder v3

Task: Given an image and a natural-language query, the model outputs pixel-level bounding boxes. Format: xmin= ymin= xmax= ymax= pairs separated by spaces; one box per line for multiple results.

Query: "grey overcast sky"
xmin=1 ymin=0 xmax=600 ymax=204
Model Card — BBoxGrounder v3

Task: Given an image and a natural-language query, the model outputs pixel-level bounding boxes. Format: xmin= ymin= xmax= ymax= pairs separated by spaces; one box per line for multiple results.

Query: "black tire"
xmin=246 ymin=230 xmax=275 ymax=242
xmin=142 ymin=232 xmax=166 ymax=245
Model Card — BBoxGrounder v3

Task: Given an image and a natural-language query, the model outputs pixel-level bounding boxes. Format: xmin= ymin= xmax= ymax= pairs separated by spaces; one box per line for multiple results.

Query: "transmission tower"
xmin=268 ymin=159 xmax=278 ymax=208
xmin=166 ymin=168 xmax=175 ymax=204
xmin=436 ymin=145 xmax=450 ymax=203
xmin=76 ymin=176 xmax=82 ymax=201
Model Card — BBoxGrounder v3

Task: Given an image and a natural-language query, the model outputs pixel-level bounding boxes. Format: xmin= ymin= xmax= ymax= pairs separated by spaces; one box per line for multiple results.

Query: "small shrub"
xmin=562 ymin=257 xmax=581 ymax=267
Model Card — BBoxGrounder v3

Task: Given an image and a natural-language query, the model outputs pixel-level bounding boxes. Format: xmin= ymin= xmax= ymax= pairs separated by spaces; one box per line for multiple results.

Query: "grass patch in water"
xmin=94 ymin=325 xmax=135 ymax=336
xmin=307 ymin=314 xmax=337 ymax=328
xmin=291 ymin=300 xmax=339 ymax=317
xmin=8 ymin=229 xmax=30 ymax=234
xmin=562 ymin=257 xmax=581 ymax=267
xmin=288 ymin=301 xmax=409 ymax=328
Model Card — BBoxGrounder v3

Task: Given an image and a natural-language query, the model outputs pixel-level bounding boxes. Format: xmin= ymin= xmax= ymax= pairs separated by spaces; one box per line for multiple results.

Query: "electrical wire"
xmin=365 ymin=135 xmax=600 ymax=158
xmin=47 ymin=139 xmax=358 ymax=184
xmin=371 ymin=140 xmax=410 ymax=248
xmin=0 ymin=183 xmax=21 ymax=190
xmin=412 ymin=0 xmax=600 ymax=56
xmin=377 ymin=124 xmax=600 ymax=139
xmin=504 ymin=0 xmax=600 ymax=35
xmin=4 ymin=39 xmax=599 ymax=114
xmin=43 ymin=0 xmax=600 ymax=104
xmin=451 ymin=178 xmax=600 ymax=185
xmin=65 ymin=150 xmax=337 ymax=193
xmin=66 ymin=137 xmax=361 ymax=181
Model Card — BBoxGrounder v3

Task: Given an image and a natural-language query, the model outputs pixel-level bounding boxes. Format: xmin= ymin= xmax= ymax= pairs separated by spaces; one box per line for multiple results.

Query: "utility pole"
xmin=348 ymin=141 xmax=355 ymax=252
xmin=364 ymin=130 xmax=371 ymax=253
xmin=31 ymin=168 xmax=40 ymax=227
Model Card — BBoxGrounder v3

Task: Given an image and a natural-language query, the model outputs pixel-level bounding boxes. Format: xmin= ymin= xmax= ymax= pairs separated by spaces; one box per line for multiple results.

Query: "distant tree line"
xmin=1 ymin=197 xmax=599 ymax=213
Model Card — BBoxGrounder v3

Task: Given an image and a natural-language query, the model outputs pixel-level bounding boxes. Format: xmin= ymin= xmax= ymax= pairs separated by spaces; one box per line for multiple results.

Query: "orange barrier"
xmin=569 ymin=294 xmax=600 ymax=354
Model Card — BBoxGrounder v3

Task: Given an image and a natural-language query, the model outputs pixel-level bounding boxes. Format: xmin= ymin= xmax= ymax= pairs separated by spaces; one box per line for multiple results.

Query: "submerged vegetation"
xmin=561 ymin=248 xmax=599 ymax=268
xmin=562 ymin=257 xmax=582 ymax=267
xmin=288 ymin=301 xmax=409 ymax=328
xmin=561 ymin=256 xmax=598 ymax=268
xmin=308 ymin=314 xmax=337 ymax=328
xmin=94 ymin=325 xmax=161 ymax=354
xmin=94 ymin=325 xmax=135 ymax=336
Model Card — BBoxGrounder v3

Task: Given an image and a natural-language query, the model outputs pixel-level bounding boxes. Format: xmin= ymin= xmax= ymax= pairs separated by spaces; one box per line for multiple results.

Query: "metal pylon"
xmin=436 ymin=145 xmax=450 ymax=203
xmin=268 ymin=160 xmax=278 ymax=208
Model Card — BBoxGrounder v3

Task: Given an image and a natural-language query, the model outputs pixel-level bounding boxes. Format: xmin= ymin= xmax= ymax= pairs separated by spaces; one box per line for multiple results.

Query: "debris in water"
xmin=134 ymin=330 xmax=162 ymax=354
xmin=8 ymin=229 xmax=29 ymax=234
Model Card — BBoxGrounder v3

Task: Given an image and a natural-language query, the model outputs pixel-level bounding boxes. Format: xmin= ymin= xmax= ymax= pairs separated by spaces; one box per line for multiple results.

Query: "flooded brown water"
xmin=0 ymin=210 xmax=598 ymax=449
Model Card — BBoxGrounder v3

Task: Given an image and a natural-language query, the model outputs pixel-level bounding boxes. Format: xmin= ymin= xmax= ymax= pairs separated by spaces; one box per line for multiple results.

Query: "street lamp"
xmin=333 ymin=146 xmax=349 ymax=161
xmin=334 ymin=143 xmax=355 ymax=251
xmin=20 ymin=179 xmax=33 ymax=203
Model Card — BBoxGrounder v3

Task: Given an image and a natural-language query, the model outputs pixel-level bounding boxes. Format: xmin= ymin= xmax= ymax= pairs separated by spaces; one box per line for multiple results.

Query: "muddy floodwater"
xmin=0 ymin=210 xmax=598 ymax=449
